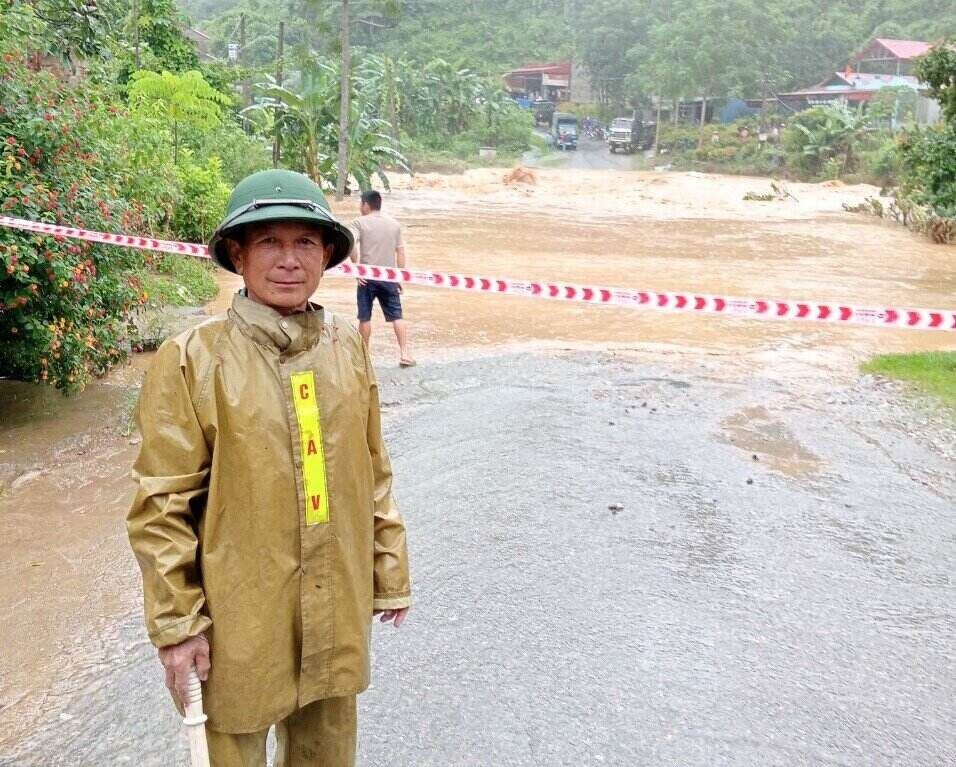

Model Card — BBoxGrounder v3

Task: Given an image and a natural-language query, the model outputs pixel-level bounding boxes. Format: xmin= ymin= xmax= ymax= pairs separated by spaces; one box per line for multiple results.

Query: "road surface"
xmin=1 ymin=168 xmax=953 ymax=765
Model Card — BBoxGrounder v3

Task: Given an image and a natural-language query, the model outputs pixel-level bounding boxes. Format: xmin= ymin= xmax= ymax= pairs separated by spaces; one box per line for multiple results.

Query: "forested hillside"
xmin=180 ymin=0 xmax=956 ymax=97
xmin=183 ymin=0 xmax=572 ymax=73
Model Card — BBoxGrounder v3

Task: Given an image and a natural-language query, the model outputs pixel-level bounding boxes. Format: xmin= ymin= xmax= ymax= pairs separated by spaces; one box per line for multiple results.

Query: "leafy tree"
xmin=30 ymin=0 xmax=117 ymax=70
xmin=914 ymin=41 xmax=956 ymax=124
xmin=574 ymin=0 xmax=650 ymax=112
xmin=127 ymin=69 xmax=230 ymax=163
xmin=133 ymin=0 xmax=200 ymax=72
xmin=897 ymin=39 xmax=956 ymax=218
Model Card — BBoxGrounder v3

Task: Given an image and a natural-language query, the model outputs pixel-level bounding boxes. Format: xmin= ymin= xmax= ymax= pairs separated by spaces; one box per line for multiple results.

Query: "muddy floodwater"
xmin=1 ymin=159 xmax=954 ymax=765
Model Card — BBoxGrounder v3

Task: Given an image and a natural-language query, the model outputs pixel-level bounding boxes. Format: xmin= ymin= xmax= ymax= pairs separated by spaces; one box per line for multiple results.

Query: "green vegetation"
xmin=183 ymin=0 xmax=571 ymax=73
xmin=0 ymin=1 xmax=265 ymax=391
xmin=128 ymin=69 xmax=231 ymax=163
xmin=897 ymin=46 xmax=956 ymax=220
xmin=863 ymin=352 xmax=956 ymax=410
xmin=137 ymin=254 xmax=219 ymax=308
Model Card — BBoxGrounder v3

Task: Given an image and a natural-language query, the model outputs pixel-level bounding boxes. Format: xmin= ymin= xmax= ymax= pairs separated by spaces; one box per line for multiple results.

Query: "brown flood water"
xmin=1 ymin=167 xmax=953 ymax=754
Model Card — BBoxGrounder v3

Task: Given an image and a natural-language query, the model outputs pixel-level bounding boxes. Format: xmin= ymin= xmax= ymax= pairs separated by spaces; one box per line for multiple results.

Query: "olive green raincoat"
xmin=127 ymin=292 xmax=411 ymax=733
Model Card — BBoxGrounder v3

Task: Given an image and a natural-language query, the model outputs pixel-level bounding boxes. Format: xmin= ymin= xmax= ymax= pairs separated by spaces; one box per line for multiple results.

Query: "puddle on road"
xmin=720 ymin=406 xmax=824 ymax=477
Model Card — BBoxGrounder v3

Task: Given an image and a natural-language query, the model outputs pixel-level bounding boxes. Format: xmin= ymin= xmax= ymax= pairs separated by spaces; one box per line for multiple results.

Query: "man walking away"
xmin=351 ymin=191 xmax=415 ymax=367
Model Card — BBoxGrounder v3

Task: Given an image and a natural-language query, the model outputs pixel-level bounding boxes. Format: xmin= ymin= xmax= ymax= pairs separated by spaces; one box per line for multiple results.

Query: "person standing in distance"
xmin=351 ymin=191 xmax=415 ymax=367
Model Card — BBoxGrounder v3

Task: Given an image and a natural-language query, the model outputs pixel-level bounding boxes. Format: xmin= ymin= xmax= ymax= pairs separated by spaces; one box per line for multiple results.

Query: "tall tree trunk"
xmin=335 ymin=0 xmax=350 ymax=201
xmin=273 ymin=21 xmax=284 ymax=167
xmin=386 ymin=58 xmax=399 ymax=146
xmin=697 ymin=95 xmax=707 ymax=150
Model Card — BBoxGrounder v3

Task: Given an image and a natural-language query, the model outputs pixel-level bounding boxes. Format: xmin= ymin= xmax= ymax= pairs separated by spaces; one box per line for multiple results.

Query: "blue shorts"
xmin=357 ymin=280 xmax=403 ymax=322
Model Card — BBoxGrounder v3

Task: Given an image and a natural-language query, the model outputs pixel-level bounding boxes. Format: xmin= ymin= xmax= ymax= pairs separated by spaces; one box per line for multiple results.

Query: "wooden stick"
xmin=183 ymin=666 xmax=211 ymax=767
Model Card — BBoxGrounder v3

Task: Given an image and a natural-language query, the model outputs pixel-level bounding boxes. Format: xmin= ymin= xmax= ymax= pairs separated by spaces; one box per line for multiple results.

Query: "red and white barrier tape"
xmin=2 ymin=214 xmax=954 ymax=331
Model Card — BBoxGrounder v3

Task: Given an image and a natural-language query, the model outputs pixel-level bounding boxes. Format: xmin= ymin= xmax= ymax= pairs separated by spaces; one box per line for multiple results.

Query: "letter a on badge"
xmin=290 ymin=371 xmax=330 ymax=525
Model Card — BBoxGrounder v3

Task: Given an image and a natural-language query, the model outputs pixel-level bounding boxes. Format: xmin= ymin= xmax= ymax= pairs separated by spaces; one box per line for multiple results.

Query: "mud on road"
xmin=1 ymin=168 xmax=954 ymax=765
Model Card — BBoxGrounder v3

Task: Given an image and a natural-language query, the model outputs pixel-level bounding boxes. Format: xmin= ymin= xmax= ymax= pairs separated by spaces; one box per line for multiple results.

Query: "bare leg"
xmin=392 ymin=319 xmax=411 ymax=362
xmin=359 ymin=320 xmax=372 ymax=347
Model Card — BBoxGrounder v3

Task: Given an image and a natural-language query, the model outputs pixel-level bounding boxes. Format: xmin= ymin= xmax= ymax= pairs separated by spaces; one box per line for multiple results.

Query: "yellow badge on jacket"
xmin=290 ymin=371 xmax=330 ymax=525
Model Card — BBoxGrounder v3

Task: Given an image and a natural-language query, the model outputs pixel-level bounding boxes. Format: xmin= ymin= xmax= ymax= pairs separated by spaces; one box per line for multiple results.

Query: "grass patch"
xmin=862 ymin=351 xmax=956 ymax=408
xmin=138 ymin=254 xmax=219 ymax=307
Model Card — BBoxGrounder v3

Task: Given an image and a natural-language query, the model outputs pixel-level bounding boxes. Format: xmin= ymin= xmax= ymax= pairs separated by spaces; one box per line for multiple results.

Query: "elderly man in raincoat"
xmin=127 ymin=169 xmax=411 ymax=766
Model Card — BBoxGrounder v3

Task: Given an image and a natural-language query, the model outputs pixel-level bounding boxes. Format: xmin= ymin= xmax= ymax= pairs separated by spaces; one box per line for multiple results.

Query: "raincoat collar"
xmin=229 ymin=290 xmax=324 ymax=353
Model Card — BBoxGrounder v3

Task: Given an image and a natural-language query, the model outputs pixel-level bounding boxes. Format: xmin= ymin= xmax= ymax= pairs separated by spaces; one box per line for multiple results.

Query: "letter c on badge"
xmin=299 ymin=383 xmax=310 ymax=400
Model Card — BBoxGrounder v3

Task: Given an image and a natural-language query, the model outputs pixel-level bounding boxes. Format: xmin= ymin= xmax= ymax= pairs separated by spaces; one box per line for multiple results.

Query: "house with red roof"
xmin=503 ymin=61 xmax=572 ymax=102
xmin=848 ymin=38 xmax=933 ymax=76
xmin=776 ymin=37 xmax=942 ymax=124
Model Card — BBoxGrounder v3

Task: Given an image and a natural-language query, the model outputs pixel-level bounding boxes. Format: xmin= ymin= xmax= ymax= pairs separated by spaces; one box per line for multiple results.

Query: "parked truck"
xmin=551 ymin=112 xmax=578 ymax=150
xmin=607 ymin=112 xmax=656 ymax=153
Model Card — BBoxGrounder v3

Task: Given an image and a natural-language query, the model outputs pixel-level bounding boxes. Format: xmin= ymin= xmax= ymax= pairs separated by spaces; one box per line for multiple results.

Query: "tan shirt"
xmin=127 ymin=293 xmax=411 ymax=733
xmin=350 ymin=211 xmax=403 ymax=267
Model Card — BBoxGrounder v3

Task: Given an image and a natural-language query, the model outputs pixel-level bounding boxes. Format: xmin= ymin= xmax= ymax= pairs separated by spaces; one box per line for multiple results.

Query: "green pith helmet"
xmin=208 ymin=170 xmax=354 ymax=272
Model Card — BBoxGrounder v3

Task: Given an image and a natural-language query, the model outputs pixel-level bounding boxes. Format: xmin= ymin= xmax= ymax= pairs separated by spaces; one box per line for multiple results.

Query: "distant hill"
xmin=177 ymin=0 xmax=572 ymax=74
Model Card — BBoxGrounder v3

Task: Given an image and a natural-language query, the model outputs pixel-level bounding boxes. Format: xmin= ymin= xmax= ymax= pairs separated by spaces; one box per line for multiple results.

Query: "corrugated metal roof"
xmin=782 ymin=72 xmax=921 ymax=97
xmin=504 ymin=61 xmax=571 ymax=78
xmin=873 ymin=39 xmax=932 ymax=60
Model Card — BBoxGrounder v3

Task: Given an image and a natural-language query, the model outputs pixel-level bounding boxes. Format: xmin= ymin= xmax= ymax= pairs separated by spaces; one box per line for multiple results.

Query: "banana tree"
xmin=245 ymin=58 xmax=340 ymax=183
xmin=248 ymin=55 xmax=408 ymax=192
xmin=317 ymin=102 xmax=410 ymax=193
xmin=423 ymin=58 xmax=481 ymax=135
xmin=793 ymin=103 xmax=869 ymax=175
xmin=356 ymin=53 xmax=410 ymax=145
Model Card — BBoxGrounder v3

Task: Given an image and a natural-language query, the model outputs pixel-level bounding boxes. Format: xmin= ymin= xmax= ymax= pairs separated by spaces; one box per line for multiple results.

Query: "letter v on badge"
xmin=290 ymin=371 xmax=330 ymax=525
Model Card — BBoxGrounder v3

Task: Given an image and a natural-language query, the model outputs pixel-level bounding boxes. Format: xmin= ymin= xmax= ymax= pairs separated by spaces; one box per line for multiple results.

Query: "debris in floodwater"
xmin=608 ymin=503 xmax=624 ymax=513
xmin=752 ymin=454 xmax=759 ymax=461
xmin=502 ymin=166 xmax=537 ymax=185
xmin=746 ymin=478 xmax=754 ymax=485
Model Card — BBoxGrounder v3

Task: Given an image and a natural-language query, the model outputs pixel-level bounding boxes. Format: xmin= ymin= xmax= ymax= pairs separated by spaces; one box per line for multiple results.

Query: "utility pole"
xmin=654 ymin=94 xmax=662 ymax=156
xmin=760 ymin=70 xmax=769 ymax=132
xmin=273 ymin=21 xmax=284 ymax=167
xmin=335 ymin=0 xmax=350 ymax=201
xmin=240 ymin=13 xmax=249 ymax=107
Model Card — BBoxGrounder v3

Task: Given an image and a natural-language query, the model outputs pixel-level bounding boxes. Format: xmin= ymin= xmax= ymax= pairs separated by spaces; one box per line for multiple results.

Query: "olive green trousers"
xmin=205 ymin=696 xmax=356 ymax=767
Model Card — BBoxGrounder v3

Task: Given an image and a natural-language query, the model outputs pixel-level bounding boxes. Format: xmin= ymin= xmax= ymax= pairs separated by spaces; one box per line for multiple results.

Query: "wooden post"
xmin=335 ymin=0 xmax=350 ymax=201
xmin=273 ymin=21 xmax=284 ymax=167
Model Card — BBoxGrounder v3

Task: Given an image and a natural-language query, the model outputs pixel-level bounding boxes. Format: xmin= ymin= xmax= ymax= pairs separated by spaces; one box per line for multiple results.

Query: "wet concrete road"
xmin=4 ymin=350 xmax=953 ymax=765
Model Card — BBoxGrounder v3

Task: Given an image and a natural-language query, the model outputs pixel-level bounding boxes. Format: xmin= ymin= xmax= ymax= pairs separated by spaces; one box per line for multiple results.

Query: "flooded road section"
xmin=1 ymin=169 xmax=954 ymax=764
xmin=325 ymin=167 xmax=954 ymax=372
